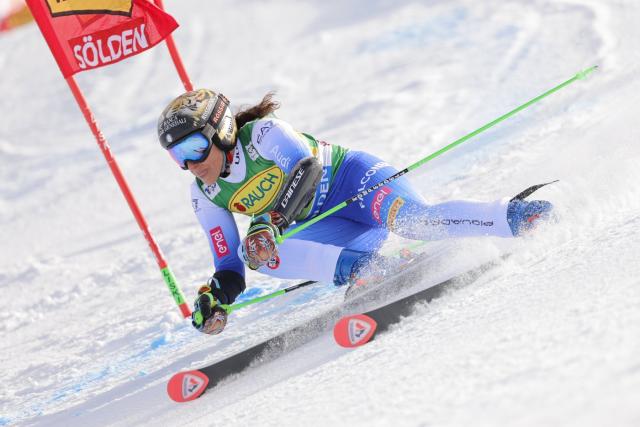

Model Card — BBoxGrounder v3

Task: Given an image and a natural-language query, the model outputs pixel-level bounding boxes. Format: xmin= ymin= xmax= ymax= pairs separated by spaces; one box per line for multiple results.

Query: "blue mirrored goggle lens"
xmin=167 ymin=133 xmax=211 ymax=169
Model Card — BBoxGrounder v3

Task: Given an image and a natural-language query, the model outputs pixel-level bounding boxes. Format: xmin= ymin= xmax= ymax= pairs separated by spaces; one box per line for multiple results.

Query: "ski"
xmin=167 ymin=291 xmax=373 ymax=402
xmin=167 ymin=246 xmax=502 ymax=403
xmin=333 ymin=257 xmax=504 ymax=348
xmin=332 ymin=181 xmax=554 ymax=348
xmin=166 ymin=246 xmax=430 ymax=402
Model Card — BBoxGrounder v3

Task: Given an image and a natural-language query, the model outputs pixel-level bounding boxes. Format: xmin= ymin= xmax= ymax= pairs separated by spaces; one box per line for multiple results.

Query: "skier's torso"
xmin=190 ymin=117 xmax=348 ymax=278
xmin=195 ymin=117 xmax=348 ymax=220
xmin=190 ymin=119 xmax=515 ymax=284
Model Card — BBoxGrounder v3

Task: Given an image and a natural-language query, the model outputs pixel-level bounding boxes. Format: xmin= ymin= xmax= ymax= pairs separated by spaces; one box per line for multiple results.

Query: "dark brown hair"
xmin=234 ymin=92 xmax=281 ymax=129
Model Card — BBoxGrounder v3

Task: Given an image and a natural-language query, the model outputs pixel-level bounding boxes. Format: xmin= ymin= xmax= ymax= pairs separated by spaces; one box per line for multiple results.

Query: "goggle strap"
xmin=202 ymin=122 xmax=216 ymax=140
xmin=203 ymin=94 xmax=233 ymax=152
xmin=209 ymin=94 xmax=230 ymax=128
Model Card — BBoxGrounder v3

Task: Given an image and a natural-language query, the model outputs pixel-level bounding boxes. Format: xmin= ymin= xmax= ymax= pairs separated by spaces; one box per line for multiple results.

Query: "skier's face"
xmin=186 ymin=145 xmax=224 ymax=185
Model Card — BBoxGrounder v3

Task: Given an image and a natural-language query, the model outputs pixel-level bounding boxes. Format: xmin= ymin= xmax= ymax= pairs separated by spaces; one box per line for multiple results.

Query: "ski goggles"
xmin=167 ymin=132 xmax=213 ymax=170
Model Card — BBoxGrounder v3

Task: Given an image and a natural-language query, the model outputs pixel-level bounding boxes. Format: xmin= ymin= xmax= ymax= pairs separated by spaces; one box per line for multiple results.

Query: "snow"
xmin=1 ymin=0 xmax=639 ymax=425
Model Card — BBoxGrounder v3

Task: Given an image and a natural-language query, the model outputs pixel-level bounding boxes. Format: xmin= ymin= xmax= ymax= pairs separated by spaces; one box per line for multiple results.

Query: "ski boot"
xmin=506 ymin=199 xmax=554 ymax=236
xmin=336 ymin=249 xmax=417 ymax=300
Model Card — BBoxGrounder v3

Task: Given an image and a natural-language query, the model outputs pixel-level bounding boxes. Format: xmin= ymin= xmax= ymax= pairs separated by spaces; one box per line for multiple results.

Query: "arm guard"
xmin=272 ymin=156 xmax=323 ymax=230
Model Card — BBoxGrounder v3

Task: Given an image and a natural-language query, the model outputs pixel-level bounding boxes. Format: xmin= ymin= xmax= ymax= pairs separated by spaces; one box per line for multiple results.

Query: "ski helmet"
xmin=157 ymin=89 xmax=238 ymax=154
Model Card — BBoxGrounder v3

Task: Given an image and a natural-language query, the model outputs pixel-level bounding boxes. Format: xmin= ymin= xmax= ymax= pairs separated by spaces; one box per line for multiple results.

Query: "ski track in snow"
xmin=1 ymin=0 xmax=639 ymax=425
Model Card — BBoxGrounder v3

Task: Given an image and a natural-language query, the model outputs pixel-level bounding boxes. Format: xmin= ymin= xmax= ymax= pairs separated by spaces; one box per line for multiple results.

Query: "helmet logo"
xmin=158 ymin=116 xmax=186 ymax=138
xmin=158 ymin=89 xmax=214 ymax=141
xmin=210 ymin=97 xmax=227 ymax=127
xmin=199 ymin=97 xmax=216 ymax=122
xmin=158 ymin=89 xmax=237 ymax=153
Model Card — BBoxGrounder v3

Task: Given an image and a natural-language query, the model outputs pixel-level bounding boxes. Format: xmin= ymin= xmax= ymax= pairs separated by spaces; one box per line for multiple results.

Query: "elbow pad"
xmin=272 ymin=156 xmax=323 ymax=229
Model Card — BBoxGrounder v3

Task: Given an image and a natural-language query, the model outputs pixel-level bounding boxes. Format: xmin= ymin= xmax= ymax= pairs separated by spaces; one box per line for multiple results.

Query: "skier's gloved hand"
xmin=241 ymin=212 xmax=281 ymax=270
xmin=191 ymin=283 xmax=228 ymax=335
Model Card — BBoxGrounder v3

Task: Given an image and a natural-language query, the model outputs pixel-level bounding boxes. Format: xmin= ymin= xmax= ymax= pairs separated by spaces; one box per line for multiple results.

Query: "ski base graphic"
xmin=166 ymin=248 xmax=504 ymax=402
xmin=333 ymin=314 xmax=378 ymax=348
xmin=167 ymin=370 xmax=209 ymax=402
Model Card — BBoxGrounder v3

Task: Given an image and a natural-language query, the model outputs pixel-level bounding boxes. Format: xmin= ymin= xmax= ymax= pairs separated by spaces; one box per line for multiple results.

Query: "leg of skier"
xmin=317 ymin=150 xmax=553 ymax=287
xmin=326 ymin=151 xmax=553 ymax=240
xmin=244 ymin=151 xmax=552 ymax=287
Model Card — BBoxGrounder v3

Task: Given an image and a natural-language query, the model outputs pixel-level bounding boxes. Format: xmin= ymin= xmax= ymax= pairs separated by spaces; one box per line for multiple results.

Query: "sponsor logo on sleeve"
xmin=254 ymin=120 xmax=275 ymax=144
xmin=387 ymin=197 xmax=405 ymax=230
xmin=209 ymin=226 xmax=230 ymax=258
xmin=269 ymin=145 xmax=291 ymax=170
xmin=279 ymin=167 xmax=304 ymax=210
xmin=371 ymin=187 xmax=392 ymax=224
xmin=192 ymin=199 xmax=200 ymax=213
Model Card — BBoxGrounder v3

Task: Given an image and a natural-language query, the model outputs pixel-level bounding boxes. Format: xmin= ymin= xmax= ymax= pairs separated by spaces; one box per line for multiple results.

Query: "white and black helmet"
xmin=157 ymin=89 xmax=238 ymax=152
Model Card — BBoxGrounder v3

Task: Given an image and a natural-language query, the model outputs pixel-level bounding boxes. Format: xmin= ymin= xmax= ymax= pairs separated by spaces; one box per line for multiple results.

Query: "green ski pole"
xmin=220 ymin=280 xmax=316 ymax=314
xmin=277 ymin=65 xmax=597 ymax=244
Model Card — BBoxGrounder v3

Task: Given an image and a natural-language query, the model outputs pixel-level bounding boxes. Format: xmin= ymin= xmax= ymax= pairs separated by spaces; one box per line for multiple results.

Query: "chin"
xmin=201 ymin=175 xmax=218 ymax=186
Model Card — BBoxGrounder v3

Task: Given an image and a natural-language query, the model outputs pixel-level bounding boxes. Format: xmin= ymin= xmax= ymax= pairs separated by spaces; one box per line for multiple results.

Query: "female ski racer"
xmin=157 ymin=89 xmax=553 ymax=335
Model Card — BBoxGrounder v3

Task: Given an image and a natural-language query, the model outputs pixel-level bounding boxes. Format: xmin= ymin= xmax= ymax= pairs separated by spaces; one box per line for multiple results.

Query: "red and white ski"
xmin=333 ymin=257 xmax=504 ymax=348
xmin=333 ymin=314 xmax=378 ymax=348
xmin=166 ymin=248 xmax=503 ymax=402
xmin=167 ymin=370 xmax=209 ymax=402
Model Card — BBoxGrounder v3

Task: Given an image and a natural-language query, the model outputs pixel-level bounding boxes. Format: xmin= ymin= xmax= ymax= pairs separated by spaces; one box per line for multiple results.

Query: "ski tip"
xmin=333 ymin=314 xmax=378 ymax=348
xmin=167 ymin=370 xmax=209 ymax=403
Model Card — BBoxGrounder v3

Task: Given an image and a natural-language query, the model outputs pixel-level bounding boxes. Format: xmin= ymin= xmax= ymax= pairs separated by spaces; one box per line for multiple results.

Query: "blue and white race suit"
xmin=191 ymin=118 xmax=513 ymax=294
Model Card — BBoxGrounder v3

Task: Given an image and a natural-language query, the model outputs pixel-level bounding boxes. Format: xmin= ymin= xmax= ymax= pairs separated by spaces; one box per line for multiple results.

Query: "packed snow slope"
xmin=1 ymin=0 xmax=639 ymax=425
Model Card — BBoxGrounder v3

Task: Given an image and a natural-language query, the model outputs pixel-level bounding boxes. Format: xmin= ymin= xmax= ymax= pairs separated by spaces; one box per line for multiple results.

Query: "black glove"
xmin=191 ymin=284 xmax=228 ymax=335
